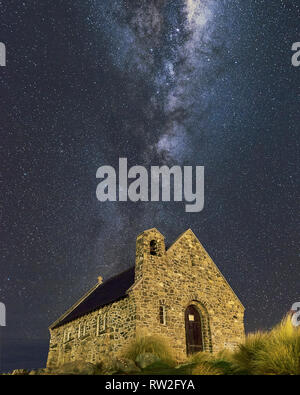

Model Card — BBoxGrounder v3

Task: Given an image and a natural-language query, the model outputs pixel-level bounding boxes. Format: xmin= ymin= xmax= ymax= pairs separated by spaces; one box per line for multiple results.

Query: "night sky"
xmin=1 ymin=0 xmax=299 ymax=371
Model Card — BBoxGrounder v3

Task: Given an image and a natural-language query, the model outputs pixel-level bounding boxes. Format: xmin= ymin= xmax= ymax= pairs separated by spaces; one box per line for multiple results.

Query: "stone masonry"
xmin=47 ymin=228 xmax=245 ymax=367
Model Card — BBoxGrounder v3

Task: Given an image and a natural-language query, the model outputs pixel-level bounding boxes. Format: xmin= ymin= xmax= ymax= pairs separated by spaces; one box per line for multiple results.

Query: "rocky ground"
xmin=2 ymin=353 xmax=189 ymax=375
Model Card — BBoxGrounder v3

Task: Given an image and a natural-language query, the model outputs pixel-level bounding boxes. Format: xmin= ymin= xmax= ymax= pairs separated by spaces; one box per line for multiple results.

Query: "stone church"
xmin=47 ymin=228 xmax=245 ymax=368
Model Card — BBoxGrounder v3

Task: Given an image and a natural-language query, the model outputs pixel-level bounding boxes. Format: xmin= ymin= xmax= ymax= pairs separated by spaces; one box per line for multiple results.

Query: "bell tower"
xmin=135 ymin=228 xmax=165 ymax=282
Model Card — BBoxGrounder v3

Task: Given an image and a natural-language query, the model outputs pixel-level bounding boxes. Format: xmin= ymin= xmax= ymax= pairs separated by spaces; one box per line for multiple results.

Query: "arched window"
xmin=63 ymin=329 xmax=72 ymax=342
xmin=97 ymin=314 xmax=107 ymax=335
xmin=159 ymin=305 xmax=166 ymax=325
xmin=150 ymin=240 xmax=158 ymax=256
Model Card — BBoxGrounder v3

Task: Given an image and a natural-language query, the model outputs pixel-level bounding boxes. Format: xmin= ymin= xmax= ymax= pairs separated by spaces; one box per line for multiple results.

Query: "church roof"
xmin=50 ymin=266 xmax=135 ymax=329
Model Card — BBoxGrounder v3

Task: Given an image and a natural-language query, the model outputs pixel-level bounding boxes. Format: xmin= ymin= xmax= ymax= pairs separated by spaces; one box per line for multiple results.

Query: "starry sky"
xmin=1 ymin=0 xmax=299 ymax=371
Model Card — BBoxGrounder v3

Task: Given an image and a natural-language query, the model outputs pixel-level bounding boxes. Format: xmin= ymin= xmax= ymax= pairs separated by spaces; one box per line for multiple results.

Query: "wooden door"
xmin=185 ymin=305 xmax=203 ymax=355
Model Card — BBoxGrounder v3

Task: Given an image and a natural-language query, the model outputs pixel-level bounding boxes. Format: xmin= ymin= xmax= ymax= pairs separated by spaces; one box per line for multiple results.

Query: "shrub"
xmin=251 ymin=317 xmax=300 ymax=375
xmin=232 ymin=331 xmax=268 ymax=374
xmin=123 ymin=335 xmax=175 ymax=367
xmin=185 ymin=317 xmax=300 ymax=375
xmin=187 ymin=351 xmax=235 ymax=375
xmin=192 ymin=363 xmax=222 ymax=375
xmin=187 ymin=351 xmax=214 ymax=365
xmin=233 ymin=316 xmax=300 ymax=375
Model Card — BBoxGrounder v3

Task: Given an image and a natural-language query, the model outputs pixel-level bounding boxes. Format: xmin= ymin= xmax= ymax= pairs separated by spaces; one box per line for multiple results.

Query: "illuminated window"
xmin=78 ymin=322 xmax=87 ymax=338
xmin=97 ymin=314 xmax=107 ymax=335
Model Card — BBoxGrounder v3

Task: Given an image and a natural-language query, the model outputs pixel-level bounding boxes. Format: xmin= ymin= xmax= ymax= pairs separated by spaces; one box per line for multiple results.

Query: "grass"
xmin=185 ymin=350 xmax=237 ymax=375
xmin=122 ymin=334 xmax=176 ymax=367
xmin=186 ymin=315 xmax=300 ymax=375
xmin=22 ymin=316 xmax=297 ymax=376
xmin=232 ymin=316 xmax=300 ymax=375
xmin=231 ymin=331 xmax=268 ymax=374
xmin=121 ymin=316 xmax=300 ymax=375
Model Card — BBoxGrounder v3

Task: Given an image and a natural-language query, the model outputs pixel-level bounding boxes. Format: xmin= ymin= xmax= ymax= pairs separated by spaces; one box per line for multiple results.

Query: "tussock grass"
xmin=231 ymin=331 xmax=268 ymax=374
xmin=192 ymin=363 xmax=222 ymax=375
xmin=123 ymin=334 xmax=176 ymax=367
xmin=232 ymin=316 xmax=300 ymax=375
xmin=113 ymin=316 xmax=300 ymax=375
xmin=187 ymin=351 xmax=214 ymax=365
xmin=186 ymin=316 xmax=300 ymax=375
xmin=187 ymin=352 xmax=224 ymax=375
xmin=187 ymin=350 xmax=236 ymax=375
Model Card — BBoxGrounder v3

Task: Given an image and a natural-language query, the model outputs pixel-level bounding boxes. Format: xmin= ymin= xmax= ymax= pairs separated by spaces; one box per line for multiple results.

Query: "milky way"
xmin=88 ymin=0 xmax=231 ymax=162
xmin=1 ymin=0 xmax=299 ymax=371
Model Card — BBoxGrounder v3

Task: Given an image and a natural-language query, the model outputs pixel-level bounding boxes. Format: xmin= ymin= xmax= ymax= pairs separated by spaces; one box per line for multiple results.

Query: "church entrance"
xmin=185 ymin=305 xmax=204 ymax=355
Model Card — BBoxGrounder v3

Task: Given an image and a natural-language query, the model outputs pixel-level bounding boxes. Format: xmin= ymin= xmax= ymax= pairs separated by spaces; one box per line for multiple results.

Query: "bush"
xmin=192 ymin=363 xmax=222 ymax=375
xmin=187 ymin=351 xmax=214 ymax=365
xmin=233 ymin=316 xmax=300 ymax=375
xmin=187 ymin=351 xmax=235 ymax=375
xmin=232 ymin=331 xmax=268 ymax=374
xmin=185 ymin=317 xmax=300 ymax=375
xmin=251 ymin=317 xmax=300 ymax=375
xmin=123 ymin=335 xmax=176 ymax=367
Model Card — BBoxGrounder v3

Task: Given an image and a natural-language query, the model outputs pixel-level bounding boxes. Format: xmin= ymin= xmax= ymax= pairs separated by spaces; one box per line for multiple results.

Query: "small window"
xmin=97 ymin=314 xmax=107 ymax=335
xmin=159 ymin=305 xmax=166 ymax=325
xmin=78 ymin=322 xmax=87 ymax=338
xmin=150 ymin=240 xmax=158 ymax=256
xmin=63 ymin=329 xmax=72 ymax=342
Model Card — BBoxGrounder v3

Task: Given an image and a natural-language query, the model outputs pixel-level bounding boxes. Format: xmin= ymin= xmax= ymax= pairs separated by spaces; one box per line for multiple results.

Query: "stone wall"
xmin=47 ymin=295 xmax=136 ymax=368
xmin=131 ymin=228 xmax=245 ymax=361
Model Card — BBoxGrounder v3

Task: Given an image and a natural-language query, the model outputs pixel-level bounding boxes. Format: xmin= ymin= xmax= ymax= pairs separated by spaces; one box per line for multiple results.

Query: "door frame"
xmin=185 ymin=304 xmax=204 ymax=355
